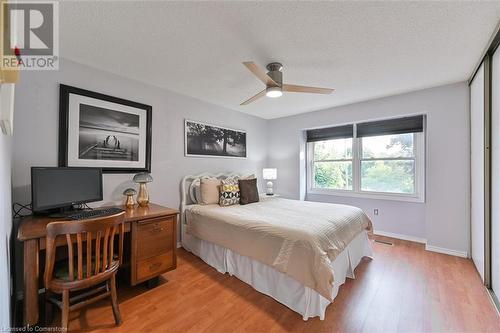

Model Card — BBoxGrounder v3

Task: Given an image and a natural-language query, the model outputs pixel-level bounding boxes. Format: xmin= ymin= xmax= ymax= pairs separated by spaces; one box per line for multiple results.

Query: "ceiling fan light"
xmin=266 ymin=86 xmax=282 ymax=98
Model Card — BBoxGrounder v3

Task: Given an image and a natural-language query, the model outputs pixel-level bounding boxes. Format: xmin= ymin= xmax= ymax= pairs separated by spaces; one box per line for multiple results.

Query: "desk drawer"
xmin=137 ymin=217 xmax=174 ymax=260
xmin=136 ymin=252 xmax=173 ymax=281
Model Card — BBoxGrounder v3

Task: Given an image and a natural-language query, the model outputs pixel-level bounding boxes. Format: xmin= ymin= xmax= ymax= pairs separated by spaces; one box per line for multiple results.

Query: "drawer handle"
xmin=151 ymin=226 xmax=164 ymax=233
xmin=149 ymin=262 xmax=162 ymax=271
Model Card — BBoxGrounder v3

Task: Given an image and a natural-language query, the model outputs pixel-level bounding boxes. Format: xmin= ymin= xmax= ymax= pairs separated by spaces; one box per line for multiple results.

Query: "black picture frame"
xmin=59 ymin=84 xmax=152 ymax=173
xmin=185 ymin=119 xmax=247 ymax=158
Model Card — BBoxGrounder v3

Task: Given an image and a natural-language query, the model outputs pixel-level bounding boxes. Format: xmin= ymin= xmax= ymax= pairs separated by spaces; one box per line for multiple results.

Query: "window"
xmin=307 ymin=116 xmax=425 ymax=202
xmin=360 ymin=133 xmax=416 ymax=194
xmin=312 ymin=138 xmax=353 ymax=190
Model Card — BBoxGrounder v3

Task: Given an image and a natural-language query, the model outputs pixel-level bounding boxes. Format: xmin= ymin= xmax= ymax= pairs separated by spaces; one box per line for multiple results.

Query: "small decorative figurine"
xmin=133 ymin=173 xmax=153 ymax=207
xmin=123 ymin=188 xmax=137 ymax=209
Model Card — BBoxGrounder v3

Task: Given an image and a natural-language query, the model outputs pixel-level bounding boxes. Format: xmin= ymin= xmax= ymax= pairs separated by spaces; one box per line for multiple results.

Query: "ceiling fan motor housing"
xmin=266 ymin=62 xmax=283 ymax=87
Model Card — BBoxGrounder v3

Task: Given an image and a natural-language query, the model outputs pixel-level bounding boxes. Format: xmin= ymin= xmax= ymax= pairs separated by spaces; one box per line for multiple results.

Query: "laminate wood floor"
xmin=54 ymin=236 xmax=500 ymax=332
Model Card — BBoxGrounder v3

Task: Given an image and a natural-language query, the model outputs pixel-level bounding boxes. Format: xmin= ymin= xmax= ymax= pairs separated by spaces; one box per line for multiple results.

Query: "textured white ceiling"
xmin=59 ymin=1 xmax=500 ymax=119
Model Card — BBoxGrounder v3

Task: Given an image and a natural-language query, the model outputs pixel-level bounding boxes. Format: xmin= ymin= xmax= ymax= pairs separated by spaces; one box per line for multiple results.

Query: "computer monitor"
xmin=31 ymin=167 xmax=103 ymax=214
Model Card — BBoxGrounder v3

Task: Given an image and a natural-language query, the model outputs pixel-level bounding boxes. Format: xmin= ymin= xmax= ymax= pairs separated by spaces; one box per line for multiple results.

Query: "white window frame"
xmin=307 ymin=128 xmax=425 ymax=203
xmin=308 ymin=138 xmax=354 ymax=191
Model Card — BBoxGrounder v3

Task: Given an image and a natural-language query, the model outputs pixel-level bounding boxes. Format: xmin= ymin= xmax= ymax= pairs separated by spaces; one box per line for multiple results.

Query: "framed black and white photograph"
xmin=59 ymin=84 xmax=152 ymax=173
xmin=185 ymin=120 xmax=247 ymax=158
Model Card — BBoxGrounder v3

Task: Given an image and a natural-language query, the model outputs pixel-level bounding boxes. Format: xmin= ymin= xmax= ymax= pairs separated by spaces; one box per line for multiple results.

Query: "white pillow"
xmin=189 ymin=178 xmax=202 ymax=203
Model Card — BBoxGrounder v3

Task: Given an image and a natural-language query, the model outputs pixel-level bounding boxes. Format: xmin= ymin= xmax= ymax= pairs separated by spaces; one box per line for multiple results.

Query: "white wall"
xmin=0 ymin=132 xmax=12 ymax=327
xmin=12 ymin=58 xmax=268 ymax=226
xmin=268 ymin=82 xmax=470 ymax=254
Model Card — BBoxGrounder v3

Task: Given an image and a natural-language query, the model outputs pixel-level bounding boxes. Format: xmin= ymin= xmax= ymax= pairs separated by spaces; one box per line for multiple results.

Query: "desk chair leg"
xmin=109 ymin=274 xmax=121 ymax=325
xmin=44 ymin=291 xmax=53 ymax=326
xmin=23 ymin=239 xmax=39 ymax=326
xmin=61 ymin=290 xmax=69 ymax=331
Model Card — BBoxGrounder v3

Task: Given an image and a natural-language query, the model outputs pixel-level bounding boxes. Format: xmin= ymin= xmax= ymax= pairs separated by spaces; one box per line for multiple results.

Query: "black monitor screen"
xmin=31 ymin=167 xmax=103 ymax=212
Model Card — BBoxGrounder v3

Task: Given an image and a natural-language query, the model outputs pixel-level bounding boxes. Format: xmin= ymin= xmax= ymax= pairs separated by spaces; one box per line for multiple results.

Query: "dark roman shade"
xmin=356 ymin=115 xmax=424 ymax=138
xmin=306 ymin=124 xmax=353 ymax=142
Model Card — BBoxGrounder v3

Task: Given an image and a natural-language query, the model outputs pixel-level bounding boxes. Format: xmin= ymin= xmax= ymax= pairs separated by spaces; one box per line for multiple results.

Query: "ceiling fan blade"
xmin=242 ymin=62 xmax=279 ymax=87
xmin=240 ymin=89 xmax=266 ymax=105
xmin=282 ymin=84 xmax=334 ymax=94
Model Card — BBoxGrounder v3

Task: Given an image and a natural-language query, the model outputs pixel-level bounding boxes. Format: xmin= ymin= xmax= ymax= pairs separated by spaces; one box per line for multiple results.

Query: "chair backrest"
xmin=44 ymin=212 xmax=125 ymax=288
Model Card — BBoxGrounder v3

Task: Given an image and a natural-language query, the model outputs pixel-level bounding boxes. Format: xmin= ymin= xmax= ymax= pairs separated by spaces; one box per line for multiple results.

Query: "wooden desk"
xmin=17 ymin=203 xmax=179 ymax=326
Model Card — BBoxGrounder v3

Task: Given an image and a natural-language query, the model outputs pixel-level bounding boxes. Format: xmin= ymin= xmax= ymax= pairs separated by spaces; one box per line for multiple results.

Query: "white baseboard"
xmin=177 ymin=242 xmax=182 ymax=248
xmin=373 ymin=230 xmax=468 ymax=258
xmin=488 ymin=290 xmax=500 ymax=315
xmin=373 ymin=230 xmax=426 ymax=244
xmin=425 ymin=245 xmax=468 ymax=258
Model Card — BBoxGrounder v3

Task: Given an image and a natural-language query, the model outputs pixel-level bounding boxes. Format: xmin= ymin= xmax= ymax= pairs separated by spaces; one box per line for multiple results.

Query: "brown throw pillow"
xmin=239 ymin=178 xmax=259 ymax=205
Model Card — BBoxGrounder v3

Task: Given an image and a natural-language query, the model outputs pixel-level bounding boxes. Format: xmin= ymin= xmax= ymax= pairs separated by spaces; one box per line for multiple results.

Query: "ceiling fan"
xmin=240 ymin=61 xmax=335 ymax=105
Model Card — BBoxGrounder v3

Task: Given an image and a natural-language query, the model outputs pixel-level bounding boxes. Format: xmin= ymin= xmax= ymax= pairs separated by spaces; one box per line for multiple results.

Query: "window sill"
xmin=307 ymin=189 xmax=425 ymax=203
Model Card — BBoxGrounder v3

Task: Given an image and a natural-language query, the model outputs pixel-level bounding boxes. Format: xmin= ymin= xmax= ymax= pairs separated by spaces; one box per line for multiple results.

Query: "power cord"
xmin=12 ymin=202 xmax=32 ymax=219
xmin=12 ymin=202 xmax=93 ymax=218
xmin=74 ymin=203 xmax=93 ymax=211
xmin=83 ymin=203 xmax=93 ymax=210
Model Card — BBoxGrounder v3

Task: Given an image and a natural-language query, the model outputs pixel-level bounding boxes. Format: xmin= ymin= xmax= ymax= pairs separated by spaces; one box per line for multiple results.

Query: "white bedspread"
xmin=185 ymin=197 xmax=372 ymax=299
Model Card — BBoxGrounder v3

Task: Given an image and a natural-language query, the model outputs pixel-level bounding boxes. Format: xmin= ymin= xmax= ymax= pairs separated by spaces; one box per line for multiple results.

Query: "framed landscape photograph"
xmin=185 ymin=120 xmax=247 ymax=158
xmin=59 ymin=85 xmax=152 ymax=173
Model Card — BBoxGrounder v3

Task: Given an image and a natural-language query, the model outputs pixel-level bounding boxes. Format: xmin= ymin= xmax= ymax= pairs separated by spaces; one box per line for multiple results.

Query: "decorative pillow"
xmin=239 ymin=178 xmax=259 ymax=205
xmin=200 ymin=178 xmax=221 ymax=205
xmin=189 ymin=178 xmax=202 ymax=203
xmin=222 ymin=177 xmax=239 ymax=186
xmin=219 ymin=178 xmax=240 ymax=206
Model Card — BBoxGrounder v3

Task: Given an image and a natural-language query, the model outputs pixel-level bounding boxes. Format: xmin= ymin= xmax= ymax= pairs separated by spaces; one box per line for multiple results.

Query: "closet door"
xmin=492 ymin=50 xmax=500 ymax=295
xmin=471 ymin=63 xmax=485 ymax=281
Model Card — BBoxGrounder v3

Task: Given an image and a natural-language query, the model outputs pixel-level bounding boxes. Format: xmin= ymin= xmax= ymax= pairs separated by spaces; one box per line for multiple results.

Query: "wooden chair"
xmin=44 ymin=212 xmax=125 ymax=331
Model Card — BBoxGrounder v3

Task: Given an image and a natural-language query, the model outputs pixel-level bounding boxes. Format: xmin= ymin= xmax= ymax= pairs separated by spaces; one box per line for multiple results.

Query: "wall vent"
xmin=374 ymin=239 xmax=394 ymax=246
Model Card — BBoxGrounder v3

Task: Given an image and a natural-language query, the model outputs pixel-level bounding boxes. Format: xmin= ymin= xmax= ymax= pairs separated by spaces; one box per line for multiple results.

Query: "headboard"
xmin=180 ymin=172 xmax=249 ymax=226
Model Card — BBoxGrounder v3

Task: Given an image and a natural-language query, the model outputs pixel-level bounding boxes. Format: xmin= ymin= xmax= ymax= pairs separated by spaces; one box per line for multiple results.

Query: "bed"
xmin=180 ymin=173 xmax=373 ymax=320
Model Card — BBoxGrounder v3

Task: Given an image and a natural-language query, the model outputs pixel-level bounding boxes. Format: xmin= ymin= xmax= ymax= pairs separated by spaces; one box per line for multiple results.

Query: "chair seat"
xmin=54 ymin=255 xmax=119 ymax=281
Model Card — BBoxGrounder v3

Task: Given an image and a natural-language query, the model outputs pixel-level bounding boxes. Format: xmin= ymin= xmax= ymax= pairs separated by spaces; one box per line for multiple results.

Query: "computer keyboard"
xmin=67 ymin=207 xmax=124 ymax=221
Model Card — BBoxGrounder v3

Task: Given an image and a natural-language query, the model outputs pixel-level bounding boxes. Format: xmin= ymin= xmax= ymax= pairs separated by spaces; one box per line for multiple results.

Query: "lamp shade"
xmin=123 ymin=188 xmax=137 ymax=196
xmin=133 ymin=172 xmax=153 ymax=183
xmin=262 ymin=168 xmax=277 ymax=180
xmin=266 ymin=86 xmax=282 ymax=98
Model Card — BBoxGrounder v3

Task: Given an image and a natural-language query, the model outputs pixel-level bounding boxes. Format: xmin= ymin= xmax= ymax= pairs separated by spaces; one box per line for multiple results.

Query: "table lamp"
xmin=262 ymin=168 xmax=277 ymax=196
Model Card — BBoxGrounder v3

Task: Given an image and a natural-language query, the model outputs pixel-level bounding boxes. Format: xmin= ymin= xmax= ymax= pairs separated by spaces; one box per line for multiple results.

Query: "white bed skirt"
xmin=182 ymin=230 xmax=373 ymax=320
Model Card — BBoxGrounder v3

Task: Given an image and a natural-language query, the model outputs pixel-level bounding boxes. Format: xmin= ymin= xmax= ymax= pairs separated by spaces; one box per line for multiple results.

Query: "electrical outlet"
xmin=374 ymin=209 xmax=379 ymax=216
